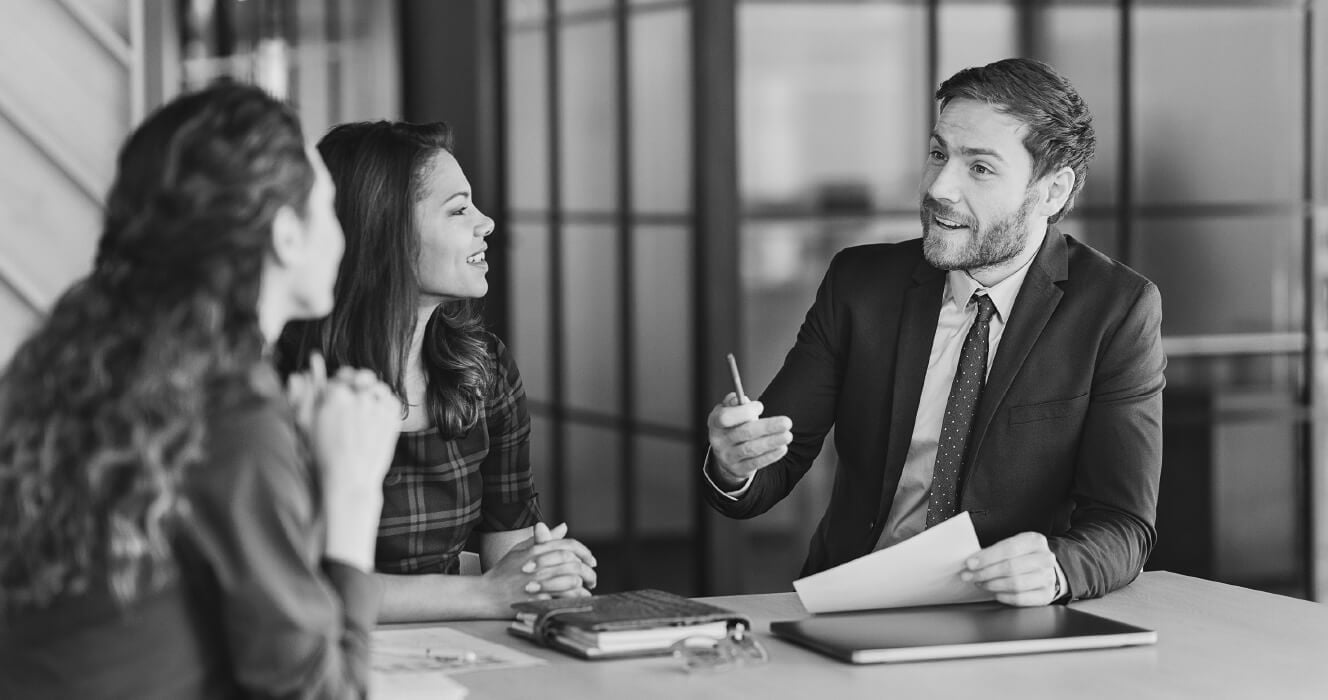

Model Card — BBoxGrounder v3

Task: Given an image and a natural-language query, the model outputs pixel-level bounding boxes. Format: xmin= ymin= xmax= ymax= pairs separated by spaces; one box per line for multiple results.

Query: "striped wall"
xmin=0 ymin=0 xmax=139 ymax=364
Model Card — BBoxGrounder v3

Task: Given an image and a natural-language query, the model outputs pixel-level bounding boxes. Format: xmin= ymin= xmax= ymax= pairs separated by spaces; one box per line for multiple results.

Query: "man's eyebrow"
xmin=930 ymin=132 xmax=1008 ymax=162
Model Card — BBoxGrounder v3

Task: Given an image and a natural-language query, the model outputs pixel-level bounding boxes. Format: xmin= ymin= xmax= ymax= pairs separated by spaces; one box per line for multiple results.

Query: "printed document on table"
xmin=793 ymin=511 xmax=995 ymax=614
xmin=372 ymin=626 xmax=547 ymax=700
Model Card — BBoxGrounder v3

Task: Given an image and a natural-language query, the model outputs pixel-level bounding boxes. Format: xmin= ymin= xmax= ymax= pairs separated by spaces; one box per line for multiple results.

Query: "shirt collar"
xmin=944 ymin=248 xmax=1039 ymax=323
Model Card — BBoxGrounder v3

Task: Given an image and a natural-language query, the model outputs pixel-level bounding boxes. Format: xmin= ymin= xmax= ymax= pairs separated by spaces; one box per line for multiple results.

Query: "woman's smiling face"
xmin=414 ymin=149 xmax=494 ymax=305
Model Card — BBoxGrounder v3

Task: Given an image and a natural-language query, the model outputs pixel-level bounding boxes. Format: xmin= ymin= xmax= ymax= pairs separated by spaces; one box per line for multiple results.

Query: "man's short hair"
xmin=936 ymin=58 xmax=1096 ymax=224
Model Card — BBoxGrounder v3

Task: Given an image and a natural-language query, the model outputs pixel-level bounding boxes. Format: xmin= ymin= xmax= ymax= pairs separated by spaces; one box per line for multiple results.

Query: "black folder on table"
xmin=508 ymin=589 xmax=751 ymax=660
xmin=770 ymin=603 xmax=1156 ymax=664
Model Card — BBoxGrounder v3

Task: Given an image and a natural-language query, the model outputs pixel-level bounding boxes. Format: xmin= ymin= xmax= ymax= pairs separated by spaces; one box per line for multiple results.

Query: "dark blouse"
xmin=180 ymin=373 xmax=379 ymax=698
xmin=375 ymin=338 xmax=541 ymax=575
xmin=0 ymin=580 xmax=226 ymax=700
xmin=0 ymin=368 xmax=378 ymax=699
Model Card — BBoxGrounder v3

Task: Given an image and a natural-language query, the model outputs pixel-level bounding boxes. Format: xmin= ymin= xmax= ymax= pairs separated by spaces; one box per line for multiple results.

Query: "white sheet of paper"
xmin=371 ymin=671 xmax=470 ymax=700
xmin=371 ymin=626 xmax=547 ymax=699
xmin=793 ymin=511 xmax=995 ymax=613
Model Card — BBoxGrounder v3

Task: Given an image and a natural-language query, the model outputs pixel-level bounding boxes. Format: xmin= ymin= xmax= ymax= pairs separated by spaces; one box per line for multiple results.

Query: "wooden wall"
xmin=0 ymin=0 xmax=135 ymax=364
xmin=0 ymin=0 xmax=400 ymax=367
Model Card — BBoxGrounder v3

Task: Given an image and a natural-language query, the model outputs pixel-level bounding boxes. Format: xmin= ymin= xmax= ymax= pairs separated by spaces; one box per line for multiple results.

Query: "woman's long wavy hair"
xmin=280 ymin=121 xmax=492 ymax=439
xmin=0 ymin=82 xmax=313 ymax=613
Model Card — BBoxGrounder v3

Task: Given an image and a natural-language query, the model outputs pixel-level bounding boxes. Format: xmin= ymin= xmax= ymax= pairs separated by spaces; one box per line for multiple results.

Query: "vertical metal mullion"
xmin=546 ymin=0 xmax=568 ymax=521
xmin=926 ymin=0 xmax=939 ymax=131
xmin=1302 ymin=0 xmax=1324 ymax=602
xmin=1118 ymin=0 xmax=1134 ymax=266
xmin=692 ymin=0 xmax=740 ymax=595
xmin=614 ymin=0 xmax=639 ymax=589
xmin=1016 ymin=0 xmax=1037 ymax=60
xmin=489 ymin=2 xmax=511 ymax=357
xmin=324 ymin=0 xmax=341 ymax=125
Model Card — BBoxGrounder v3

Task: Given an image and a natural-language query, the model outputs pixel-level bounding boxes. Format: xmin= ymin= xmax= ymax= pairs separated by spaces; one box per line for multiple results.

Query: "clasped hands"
xmin=707 ymin=394 xmax=1062 ymax=607
xmin=488 ymin=522 xmax=598 ymax=602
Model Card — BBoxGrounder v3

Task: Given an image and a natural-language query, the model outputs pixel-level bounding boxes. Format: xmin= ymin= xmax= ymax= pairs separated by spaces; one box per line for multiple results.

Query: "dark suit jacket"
xmin=705 ymin=230 xmax=1165 ymax=600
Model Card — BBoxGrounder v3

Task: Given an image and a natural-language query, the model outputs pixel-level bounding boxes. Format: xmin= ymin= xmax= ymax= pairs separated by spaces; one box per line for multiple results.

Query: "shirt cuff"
xmin=1052 ymin=558 xmax=1071 ymax=604
xmin=702 ymin=447 xmax=754 ymax=500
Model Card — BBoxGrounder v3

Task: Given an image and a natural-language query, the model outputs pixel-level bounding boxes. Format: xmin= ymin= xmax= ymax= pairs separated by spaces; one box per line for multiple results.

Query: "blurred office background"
xmin=1 ymin=0 xmax=1325 ymax=602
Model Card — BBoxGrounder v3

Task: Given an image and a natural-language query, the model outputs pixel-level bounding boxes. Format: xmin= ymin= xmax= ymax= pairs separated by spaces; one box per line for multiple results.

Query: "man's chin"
xmin=922 ymin=230 xmax=968 ymax=271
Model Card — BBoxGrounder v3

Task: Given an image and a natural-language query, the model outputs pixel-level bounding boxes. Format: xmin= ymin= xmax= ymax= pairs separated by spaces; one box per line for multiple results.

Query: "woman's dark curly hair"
xmin=280 ymin=121 xmax=492 ymax=439
xmin=0 ymin=81 xmax=313 ymax=613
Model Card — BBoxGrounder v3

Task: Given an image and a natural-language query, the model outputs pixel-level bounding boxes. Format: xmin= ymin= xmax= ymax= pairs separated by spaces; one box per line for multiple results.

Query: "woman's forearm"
xmin=373 ymin=572 xmax=509 ymax=622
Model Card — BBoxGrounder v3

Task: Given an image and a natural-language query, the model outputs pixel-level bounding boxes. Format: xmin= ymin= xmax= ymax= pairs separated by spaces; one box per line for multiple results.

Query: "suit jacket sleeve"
xmin=1049 ymin=279 xmax=1166 ymax=600
xmin=703 ymin=250 xmax=848 ymax=519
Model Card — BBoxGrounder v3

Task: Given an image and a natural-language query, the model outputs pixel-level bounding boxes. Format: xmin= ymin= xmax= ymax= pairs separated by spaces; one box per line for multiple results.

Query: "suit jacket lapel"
xmin=879 ymin=259 xmax=945 ymax=516
xmin=967 ymin=229 xmax=1069 ymax=462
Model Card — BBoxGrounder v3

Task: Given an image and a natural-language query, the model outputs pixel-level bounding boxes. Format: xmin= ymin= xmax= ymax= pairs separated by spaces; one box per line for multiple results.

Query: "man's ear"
xmin=269 ymin=204 xmax=305 ymax=267
xmin=1038 ymin=166 xmax=1076 ymax=218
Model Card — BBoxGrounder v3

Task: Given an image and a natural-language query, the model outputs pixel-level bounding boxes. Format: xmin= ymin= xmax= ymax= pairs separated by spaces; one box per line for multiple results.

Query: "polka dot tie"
xmin=925 ymin=293 xmax=997 ymax=528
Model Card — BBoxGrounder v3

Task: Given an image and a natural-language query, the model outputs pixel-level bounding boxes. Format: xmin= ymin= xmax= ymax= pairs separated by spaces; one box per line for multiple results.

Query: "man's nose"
xmin=926 ymin=162 xmax=962 ymax=203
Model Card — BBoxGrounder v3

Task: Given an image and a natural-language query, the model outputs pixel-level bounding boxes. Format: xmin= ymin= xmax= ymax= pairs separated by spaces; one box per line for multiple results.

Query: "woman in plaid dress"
xmin=281 ymin=121 xmax=598 ymax=621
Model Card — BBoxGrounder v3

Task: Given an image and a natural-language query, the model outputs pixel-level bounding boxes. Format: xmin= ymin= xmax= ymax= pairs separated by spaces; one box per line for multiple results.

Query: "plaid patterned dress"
xmin=374 ymin=338 xmax=541 ymax=575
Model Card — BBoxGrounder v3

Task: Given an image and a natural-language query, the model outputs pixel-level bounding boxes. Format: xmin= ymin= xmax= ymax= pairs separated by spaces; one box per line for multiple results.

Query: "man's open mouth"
xmin=932 ymin=213 xmax=968 ymax=231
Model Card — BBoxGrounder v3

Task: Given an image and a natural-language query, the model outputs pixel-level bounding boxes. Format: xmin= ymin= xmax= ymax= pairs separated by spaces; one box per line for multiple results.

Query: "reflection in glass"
xmin=1054 ymin=216 xmax=1119 ymax=261
xmin=630 ymin=9 xmax=692 ymax=214
xmin=1163 ymin=379 xmax=1303 ymax=594
xmin=566 ymin=423 xmax=622 ymax=538
xmin=1163 ymin=355 xmax=1300 ymax=395
xmin=1133 ymin=215 xmax=1301 ymax=336
xmin=937 ymin=1 xmax=1017 ymax=81
xmin=1213 ymin=414 xmax=1301 ymax=584
xmin=1319 ymin=7 xmax=1328 ymax=202
xmin=633 ymin=436 xmax=694 ymax=536
xmin=563 ymin=225 xmax=621 ymax=411
xmin=508 ymin=222 xmax=553 ymax=402
xmin=504 ymin=0 xmax=547 ymax=24
xmin=1133 ymin=5 xmax=1303 ymax=204
xmin=559 ymin=0 xmax=613 ymax=16
xmin=559 ymin=19 xmax=618 ymax=212
xmin=506 ymin=30 xmax=550 ymax=212
xmin=179 ymin=0 xmax=293 ymax=98
xmin=738 ymin=4 xmax=928 ymax=212
xmin=632 ymin=226 xmax=693 ymax=429
xmin=1039 ymin=2 xmax=1120 ymax=206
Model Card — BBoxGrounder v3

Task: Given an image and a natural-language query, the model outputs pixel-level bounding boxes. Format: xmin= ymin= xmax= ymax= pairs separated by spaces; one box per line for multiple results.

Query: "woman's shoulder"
xmin=197 ymin=369 xmax=302 ymax=485
xmin=207 ymin=372 xmax=295 ymax=446
xmin=429 ymin=328 xmax=521 ymax=384
xmin=484 ymin=334 xmax=524 ymax=388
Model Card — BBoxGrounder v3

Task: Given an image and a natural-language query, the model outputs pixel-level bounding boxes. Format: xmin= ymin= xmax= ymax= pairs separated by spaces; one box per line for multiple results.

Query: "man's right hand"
xmin=706 ymin=392 xmax=793 ymax=490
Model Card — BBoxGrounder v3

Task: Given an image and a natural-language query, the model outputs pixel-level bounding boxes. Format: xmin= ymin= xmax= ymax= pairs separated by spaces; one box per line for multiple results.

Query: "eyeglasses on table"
xmin=669 ymin=623 xmax=769 ymax=673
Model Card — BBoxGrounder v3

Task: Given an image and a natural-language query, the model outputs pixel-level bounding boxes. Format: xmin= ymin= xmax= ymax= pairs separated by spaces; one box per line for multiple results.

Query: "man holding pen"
xmin=704 ymin=58 xmax=1164 ymax=606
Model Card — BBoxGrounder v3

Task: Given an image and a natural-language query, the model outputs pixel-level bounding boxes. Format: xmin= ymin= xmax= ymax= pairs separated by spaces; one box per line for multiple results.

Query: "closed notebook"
xmin=508 ymin=589 xmax=750 ymax=660
xmin=770 ymin=602 xmax=1156 ymax=664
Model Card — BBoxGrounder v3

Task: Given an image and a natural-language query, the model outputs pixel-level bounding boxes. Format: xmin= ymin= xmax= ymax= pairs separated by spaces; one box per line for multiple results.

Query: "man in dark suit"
xmin=704 ymin=58 xmax=1164 ymax=606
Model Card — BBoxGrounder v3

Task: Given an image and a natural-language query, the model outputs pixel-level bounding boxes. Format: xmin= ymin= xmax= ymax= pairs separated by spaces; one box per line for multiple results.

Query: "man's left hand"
xmin=961 ymin=531 xmax=1060 ymax=607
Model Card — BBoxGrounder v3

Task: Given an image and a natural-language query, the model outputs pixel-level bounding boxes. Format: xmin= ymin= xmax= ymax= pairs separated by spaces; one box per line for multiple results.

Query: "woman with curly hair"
xmin=0 ymin=82 xmax=401 ymax=698
xmin=280 ymin=121 xmax=597 ymax=621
